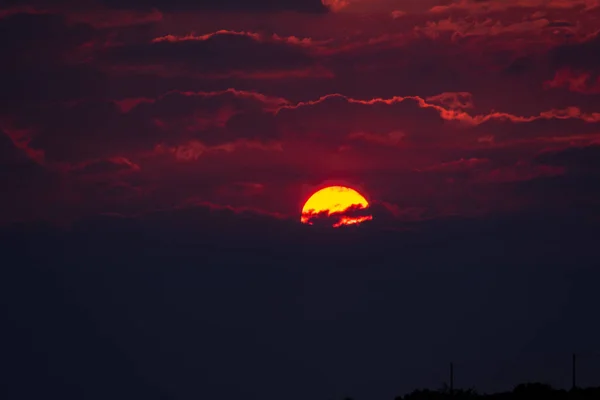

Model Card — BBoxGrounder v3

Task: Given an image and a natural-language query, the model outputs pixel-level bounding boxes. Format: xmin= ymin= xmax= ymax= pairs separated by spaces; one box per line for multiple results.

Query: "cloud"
xmin=0 ymin=12 xmax=97 ymax=68
xmin=551 ymin=30 xmax=600 ymax=70
xmin=68 ymin=7 xmax=164 ymax=28
xmin=535 ymin=143 xmax=600 ymax=171
xmin=99 ymin=30 xmax=326 ymax=79
xmin=428 ymin=0 xmax=600 ymax=14
xmin=71 ymin=157 xmax=141 ymax=175
xmin=300 ymin=202 xmax=373 ymax=227
xmin=174 ymin=200 xmax=289 ymax=221
xmin=543 ymin=68 xmax=600 ymax=93
xmin=9 ymin=69 xmax=600 ymax=225
xmin=22 ymin=100 xmax=158 ymax=162
xmin=156 ymin=139 xmax=283 ymax=162
xmin=151 ymin=30 xmax=324 ymax=48
xmin=321 ymin=0 xmax=351 ymax=12
xmin=17 ymin=89 xmax=288 ymax=163
xmin=0 ymin=12 xmax=111 ymax=110
xmin=415 ymin=16 xmax=555 ymax=40
xmin=0 ymin=130 xmax=44 ymax=178
xmin=346 ymin=131 xmax=405 ymax=147
xmin=413 ymin=157 xmax=564 ymax=186
xmin=5 ymin=189 xmax=600 ymax=400
xmin=0 ymin=130 xmax=58 ymax=223
xmin=109 ymin=0 xmax=330 ymax=12
xmin=0 ymin=0 xmax=330 ymax=13
xmin=2 ymin=0 xmax=600 ymax=227
xmin=276 ymin=92 xmax=600 ymax=146
xmin=417 ymin=158 xmax=490 ymax=173
xmin=425 ymin=92 xmax=474 ymax=110
xmin=391 ymin=10 xmax=407 ymax=19
xmin=481 ymin=162 xmax=565 ymax=183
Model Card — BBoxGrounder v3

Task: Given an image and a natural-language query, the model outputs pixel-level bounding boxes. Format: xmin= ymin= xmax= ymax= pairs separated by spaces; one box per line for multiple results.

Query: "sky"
xmin=2 ymin=0 xmax=600 ymax=399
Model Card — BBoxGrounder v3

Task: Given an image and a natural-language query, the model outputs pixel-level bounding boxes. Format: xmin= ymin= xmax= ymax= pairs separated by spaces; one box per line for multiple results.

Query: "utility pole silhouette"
xmin=572 ymin=353 xmax=577 ymax=390
xmin=450 ymin=362 xmax=454 ymax=394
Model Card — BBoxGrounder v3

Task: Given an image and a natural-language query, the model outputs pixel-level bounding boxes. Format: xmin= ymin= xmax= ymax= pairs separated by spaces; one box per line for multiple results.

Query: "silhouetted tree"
xmin=512 ymin=382 xmax=565 ymax=399
xmin=394 ymin=382 xmax=600 ymax=400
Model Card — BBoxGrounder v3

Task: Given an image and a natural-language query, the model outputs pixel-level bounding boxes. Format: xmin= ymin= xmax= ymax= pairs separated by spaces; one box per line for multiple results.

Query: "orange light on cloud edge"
xmin=332 ymin=215 xmax=373 ymax=228
xmin=301 ymin=186 xmax=373 ymax=227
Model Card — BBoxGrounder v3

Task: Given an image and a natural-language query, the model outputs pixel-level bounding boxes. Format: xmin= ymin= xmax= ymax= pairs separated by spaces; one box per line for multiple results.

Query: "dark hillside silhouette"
xmin=392 ymin=383 xmax=600 ymax=400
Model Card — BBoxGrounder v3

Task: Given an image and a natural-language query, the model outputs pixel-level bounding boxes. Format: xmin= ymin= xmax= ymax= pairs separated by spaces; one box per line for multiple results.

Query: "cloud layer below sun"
xmin=2 ymin=0 xmax=600 ymax=225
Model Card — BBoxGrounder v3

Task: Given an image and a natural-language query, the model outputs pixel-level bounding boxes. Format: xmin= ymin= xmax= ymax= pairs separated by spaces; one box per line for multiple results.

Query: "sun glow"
xmin=301 ymin=186 xmax=372 ymax=227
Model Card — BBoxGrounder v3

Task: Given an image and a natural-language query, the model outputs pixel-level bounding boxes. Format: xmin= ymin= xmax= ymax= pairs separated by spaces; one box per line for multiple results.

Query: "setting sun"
xmin=301 ymin=186 xmax=373 ymax=227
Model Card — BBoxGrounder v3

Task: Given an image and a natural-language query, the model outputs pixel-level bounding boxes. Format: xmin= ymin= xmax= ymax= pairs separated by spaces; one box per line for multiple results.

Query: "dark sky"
xmin=2 ymin=0 xmax=600 ymax=399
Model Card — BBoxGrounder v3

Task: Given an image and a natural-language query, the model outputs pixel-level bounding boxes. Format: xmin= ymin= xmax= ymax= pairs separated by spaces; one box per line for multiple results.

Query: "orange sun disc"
xmin=301 ymin=186 xmax=373 ymax=227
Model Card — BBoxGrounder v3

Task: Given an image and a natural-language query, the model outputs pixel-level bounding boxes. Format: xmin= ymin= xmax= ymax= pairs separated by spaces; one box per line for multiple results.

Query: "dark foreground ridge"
xmin=391 ymin=383 xmax=600 ymax=400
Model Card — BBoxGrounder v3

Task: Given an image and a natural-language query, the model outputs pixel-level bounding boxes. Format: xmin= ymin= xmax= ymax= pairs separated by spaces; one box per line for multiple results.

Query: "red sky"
xmin=4 ymin=2 xmax=600 ymax=398
xmin=2 ymin=0 xmax=600 ymax=225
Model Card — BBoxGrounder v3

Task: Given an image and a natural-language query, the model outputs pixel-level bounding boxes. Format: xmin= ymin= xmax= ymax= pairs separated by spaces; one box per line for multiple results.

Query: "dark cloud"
xmin=0 ymin=130 xmax=31 ymax=165
xmin=125 ymin=89 xmax=285 ymax=145
xmin=9 ymin=87 xmax=275 ymax=164
xmin=535 ymin=144 xmax=600 ymax=172
xmin=98 ymin=0 xmax=330 ymax=13
xmin=224 ymin=110 xmax=281 ymax=144
xmin=0 ymin=12 xmax=108 ymax=110
xmin=1 ymin=65 xmax=109 ymax=111
xmin=18 ymin=89 xmax=285 ymax=163
xmin=551 ymin=32 xmax=600 ymax=69
xmin=0 ymin=0 xmax=330 ymax=13
xmin=471 ymin=116 xmax=600 ymax=144
xmin=275 ymin=94 xmax=444 ymax=147
xmin=547 ymin=20 xmax=576 ymax=28
xmin=25 ymin=100 xmax=162 ymax=162
xmin=0 ymin=12 xmax=96 ymax=68
xmin=3 ymin=205 xmax=600 ymax=398
xmin=99 ymin=31 xmax=318 ymax=77
xmin=2 ymin=0 xmax=600 ymax=244
xmin=509 ymin=174 xmax=600 ymax=213
xmin=0 ymin=131 xmax=57 ymax=223
xmin=72 ymin=157 xmax=140 ymax=175
xmin=0 ymin=131 xmax=45 ymax=182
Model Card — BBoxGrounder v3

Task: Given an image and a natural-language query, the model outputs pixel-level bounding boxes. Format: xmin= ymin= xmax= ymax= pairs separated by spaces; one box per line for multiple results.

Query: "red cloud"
xmin=417 ymin=158 xmax=490 ymax=173
xmin=18 ymin=88 xmax=289 ymax=164
xmin=425 ymin=92 xmax=474 ymax=110
xmin=300 ymin=203 xmax=373 ymax=228
xmin=391 ymin=10 xmax=407 ymax=19
xmin=4 ymin=2 xmax=600 ymax=225
xmin=151 ymin=30 xmax=326 ymax=48
xmin=120 ymin=88 xmax=290 ymax=113
xmin=321 ymin=0 xmax=351 ymax=12
xmin=0 ymin=6 xmax=49 ymax=19
xmin=278 ymin=93 xmax=600 ymax=125
xmin=347 ymin=131 xmax=405 ymax=147
xmin=544 ymin=68 xmax=600 ymax=94
xmin=415 ymin=17 xmax=555 ymax=40
xmin=429 ymin=0 xmax=600 ymax=14
xmin=178 ymin=199 xmax=288 ymax=219
xmin=535 ymin=143 xmax=600 ymax=171
xmin=480 ymin=163 xmax=565 ymax=183
xmin=70 ymin=157 xmax=141 ymax=175
xmin=100 ymin=29 xmax=330 ymax=79
xmin=156 ymin=140 xmax=282 ymax=162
